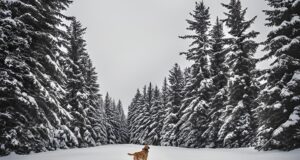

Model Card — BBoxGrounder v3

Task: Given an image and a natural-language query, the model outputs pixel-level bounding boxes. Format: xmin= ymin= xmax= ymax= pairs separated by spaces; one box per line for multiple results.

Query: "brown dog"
xmin=128 ymin=145 xmax=150 ymax=160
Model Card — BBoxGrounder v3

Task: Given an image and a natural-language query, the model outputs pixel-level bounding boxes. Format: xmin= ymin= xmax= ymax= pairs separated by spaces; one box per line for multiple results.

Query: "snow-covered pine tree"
xmin=128 ymin=89 xmax=141 ymax=141
xmin=217 ymin=0 xmax=259 ymax=148
xmin=65 ymin=18 xmax=99 ymax=147
xmin=159 ymin=78 xmax=168 ymax=143
xmin=129 ymin=86 xmax=148 ymax=144
xmin=104 ymin=93 xmax=118 ymax=144
xmin=137 ymin=83 xmax=153 ymax=144
xmin=201 ymin=17 xmax=227 ymax=148
xmin=256 ymin=0 xmax=300 ymax=150
xmin=85 ymin=59 xmax=107 ymax=145
xmin=0 ymin=0 xmax=73 ymax=155
xmin=116 ymin=100 xmax=129 ymax=143
xmin=144 ymin=86 xmax=163 ymax=145
xmin=161 ymin=63 xmax=184 ymax=146
xmin=161 ymin=78 xmax=169 ymax=109
xmin=172 ymin=1 xmax=212 ymax=148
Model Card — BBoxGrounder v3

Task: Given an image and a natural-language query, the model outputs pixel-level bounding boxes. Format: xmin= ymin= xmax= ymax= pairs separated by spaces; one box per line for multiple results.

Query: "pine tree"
xmin=201 ymin=17 xmax=227 ymax=148
xmin=0 ymin=0 xmax=73 ymax=155
xmin=145 ymin=86 xmax=163 ymax=145
xmin=217 ymin=0 xmax=259 ymax=148
xmin=129 ymin=86 xmax=148 ymax=144
xmin=173 ymin=1 xmax=212 ymax=148
xmin=65 ymin=18 xmax=103 ymax=147
xmin=159 ymin=78 xmax=168 ymax=143
xmin=85 ymin=59 xmax=107 ymax=145
xmin=161 ymin=63 xmax=184 ymax=146
xmin=104 ymin=93 xmax=117 ymax=144
xmin=256 ymin=0 xmax=300 ymax=150
xmin=128 ymin=89 xmax=143 ymax=144
xmin=116 ymin=100 xmax=129 ymax=143
xmin=138 ymin=83 xmax=154 ymax=144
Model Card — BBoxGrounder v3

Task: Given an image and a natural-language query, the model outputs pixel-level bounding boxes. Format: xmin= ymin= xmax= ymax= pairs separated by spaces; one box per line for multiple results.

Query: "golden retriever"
xmin=128 ymin=145 xmax=150 ymax=160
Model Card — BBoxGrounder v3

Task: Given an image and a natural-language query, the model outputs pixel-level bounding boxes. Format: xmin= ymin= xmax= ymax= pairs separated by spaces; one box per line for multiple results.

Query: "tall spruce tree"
xmin=104 ymin=93 xmax=117 ymax=144
xmin=172 ymin=1 xmax=212 ymax=148
xmin=256 ymin=0 xmax=300 ymax=150
xmin=116 ymin=100 xmax=129 ymax=143
xmin=145 ymin=86 xmax=163 ymax=145
xmin=217 ymin=0 xmax=259 ymax=148
xmin=201 ymin=17 xmax=227 ymax=148
xmin=65 ymin=18 xmax=105 ymax=147
xmin=128 ymin=89 xmax=142 ymax=143
xmin=161 ymin=63 xmax=184 ymax=146
xmin=159 ymin=78 xmax=169 ymax=143
xmin=0 ymin=0 xmax=73 ymax=155
xmin=129 ymin=86 xmax=148 ymax=144
xmin=85 ymin=59 xmax=107 ymax=145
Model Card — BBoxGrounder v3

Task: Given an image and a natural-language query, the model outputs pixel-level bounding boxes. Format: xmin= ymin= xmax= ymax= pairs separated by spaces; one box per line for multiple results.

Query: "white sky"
xmin=66 ymin=0 xmax=271 ymax=113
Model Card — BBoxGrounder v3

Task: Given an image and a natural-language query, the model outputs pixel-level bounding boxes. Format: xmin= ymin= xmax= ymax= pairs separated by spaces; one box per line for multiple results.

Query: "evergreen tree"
xmin=65 ymin=18 xmax=90 ymax=147
xmin=128 ymin=89 xmax=143 ymax=143
xmin=145 ymin=86 xmax=163 ymax=145
xmin=116 ymin=100 xmax=129 ymax=143
xmin=256 ymin=0 xmax=300 ymax=150
xmin=137 ymin=83 xmax=154 ymax=144
xmin=129 ymin=86 xmax=148 ymax=144
xmin=0 ymin=0 xmax=73 ymax=155
xmin=85 ymin=59 xmax=107 ymax=145
xmin=161 ymin=63 xmax=184 ymax=146
xmin=202 ymin=17 xmax=227 ymax=148
xmin=217 ymin=0 xmax=259 ymax=147
xmin=104 ymin=93 xmax=117 ymax=144
xmin=173 ymin=1 xmax=212 ymax=148
xmin=65 ymin=18 xmax=109 ymax=147
xmin=159 ymin=78 xmax=169 ymax=143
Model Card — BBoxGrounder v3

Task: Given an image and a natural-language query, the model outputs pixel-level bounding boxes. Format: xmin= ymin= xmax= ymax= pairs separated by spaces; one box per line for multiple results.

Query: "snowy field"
xmin=1 ymin=144 xmax=300 ymax=160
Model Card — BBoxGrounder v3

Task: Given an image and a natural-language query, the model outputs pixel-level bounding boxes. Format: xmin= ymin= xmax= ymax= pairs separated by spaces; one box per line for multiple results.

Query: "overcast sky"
xmin=66 ymin=0 xmax=271 ymax=113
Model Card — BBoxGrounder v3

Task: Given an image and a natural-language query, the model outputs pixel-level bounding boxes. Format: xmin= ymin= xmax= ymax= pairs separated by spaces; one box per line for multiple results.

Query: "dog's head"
xmin=143 ymin=144 xmax=150 ymax=151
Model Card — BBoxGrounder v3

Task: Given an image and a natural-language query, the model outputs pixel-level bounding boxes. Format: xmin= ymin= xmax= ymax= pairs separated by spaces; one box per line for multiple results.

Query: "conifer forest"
xmin=0 ymin=0 xmax=299 ymax=157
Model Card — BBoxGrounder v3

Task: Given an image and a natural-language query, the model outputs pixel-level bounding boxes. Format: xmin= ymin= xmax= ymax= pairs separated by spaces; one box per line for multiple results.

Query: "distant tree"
xmin=145 ymin=86 xmax=163 ymax=145
xmin=161 ymin=63 xmax=184 ymax=146
xmin=104 ymin=93 xmax=118 ymax=144
xmin=116 ymin=100 xmax=129 ymax=143
xmin=85 ymin=59 xmax=107 ymax=145
xmin=128 ymin=89 xmax=143 ymax=144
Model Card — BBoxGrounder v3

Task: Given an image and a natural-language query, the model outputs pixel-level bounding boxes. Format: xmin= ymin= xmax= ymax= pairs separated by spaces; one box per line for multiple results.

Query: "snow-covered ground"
xmin=1 ymin=144 xmax=300 ymax=160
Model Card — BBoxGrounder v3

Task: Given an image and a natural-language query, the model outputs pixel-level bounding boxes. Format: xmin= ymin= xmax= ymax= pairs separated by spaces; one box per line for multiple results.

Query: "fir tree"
xmin=129 ymin=86 xmax=148 ymax=144
xmin=0 ymin=0 xmax=73 ymax=154
xmin=128 ymin=89 xmax=143 ymax=143
xmin=116 ymin=100 xmax=129 ymax=143
xmin=161 ymin=63 xmax=184 ymax=146
xmin=145 ymin=86 xmax=163 ymax=145
xmin=256 ymin=0 xmax=300 ymax=150
xmin=104 ymin=93 xmax=117 ymax=144
xmin=85 ymin=59 xmax=107 ymax=145
xmin=202 ymin=17 xmax=227 ymax=148
xmin=173 ymin=1 xmax=212 ymax=148
xmin=217 ymin=0 xmax=259 ymax=148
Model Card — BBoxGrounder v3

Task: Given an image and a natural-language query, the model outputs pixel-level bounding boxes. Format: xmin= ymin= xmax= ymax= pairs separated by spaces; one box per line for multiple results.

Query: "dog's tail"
xmin=128 ymin=153 xmax=134 ymax=156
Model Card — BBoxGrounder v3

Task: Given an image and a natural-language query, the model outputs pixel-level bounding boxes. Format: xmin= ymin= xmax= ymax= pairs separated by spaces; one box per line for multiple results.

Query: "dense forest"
xmin=0 ymin=0 xmax=127 ymax=155
xmin=128 ymin=0 xmax=300 ymax=151
xmin=0 ymin=0 xmax=299 ymax=156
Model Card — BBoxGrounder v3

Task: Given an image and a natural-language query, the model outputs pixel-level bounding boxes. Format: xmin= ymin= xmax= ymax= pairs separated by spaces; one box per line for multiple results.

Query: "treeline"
xmin=0 ymin=0 xmax=127 ymax=155
xmin=128 ymin=0 xmax=300 ymax=150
